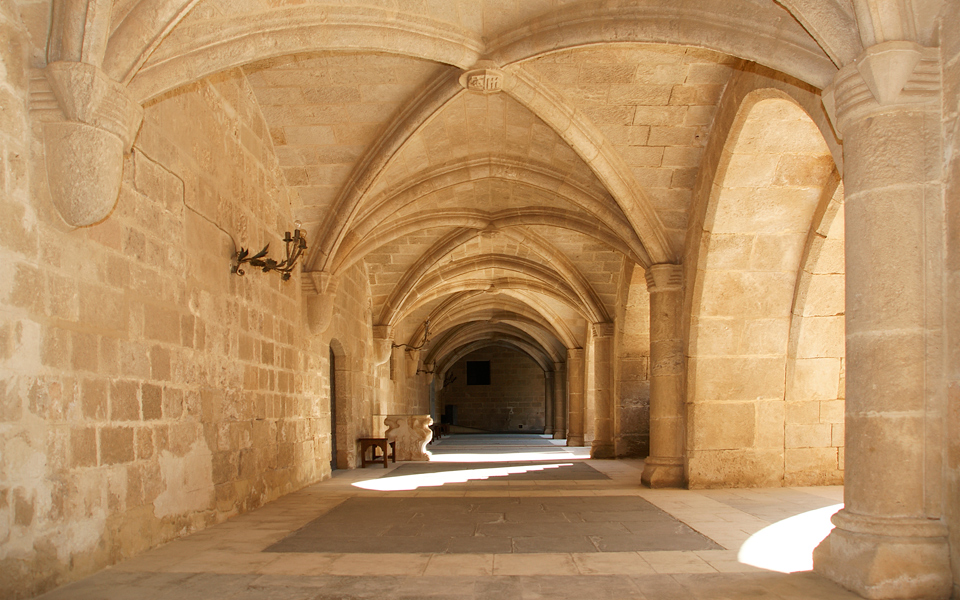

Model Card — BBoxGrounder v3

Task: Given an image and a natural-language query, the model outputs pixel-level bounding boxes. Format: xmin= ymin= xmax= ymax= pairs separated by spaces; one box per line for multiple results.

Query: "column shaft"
xmin=641 ymin=264 xmax=685 ymax=488
xmin=544 ymin=370 xmax=555 ymax=435
xmin=813 ymin=42 xmax=950 ymax=599
xmin=553 ymin=362 xmax=566 ymax=439
xmin=566 ymin=349 xmax=585 ymax=447
xmin=591 ymin=323 xmax=616 ymax=458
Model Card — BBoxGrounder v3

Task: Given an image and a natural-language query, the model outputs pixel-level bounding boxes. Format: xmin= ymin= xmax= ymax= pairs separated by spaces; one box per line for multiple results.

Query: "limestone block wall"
xmin=321 ymin=260 xmax=378 ymax=471
xmin=683 ymin=71 xmax=843 ymax=488
xmin=0 ymin=50 xmax=362 ymax=597
xmin=783 ymin=201 xmax=845 ymax=486
xmin=943 ymin=3 xmax=960 ymax=594
xmin=438 ymin=347 xmax=545 ymax=432
xmin=614 ymin=265 xmax=651 ymax=457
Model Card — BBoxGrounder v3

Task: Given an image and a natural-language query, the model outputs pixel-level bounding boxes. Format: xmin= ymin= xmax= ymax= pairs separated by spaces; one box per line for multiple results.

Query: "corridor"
xmin=36 ymin=435 xmax=859 ymax=599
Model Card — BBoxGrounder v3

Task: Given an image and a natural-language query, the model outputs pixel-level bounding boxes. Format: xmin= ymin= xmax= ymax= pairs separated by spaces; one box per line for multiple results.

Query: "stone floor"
xmin=36 ymin=435 xmax=861 ymax=600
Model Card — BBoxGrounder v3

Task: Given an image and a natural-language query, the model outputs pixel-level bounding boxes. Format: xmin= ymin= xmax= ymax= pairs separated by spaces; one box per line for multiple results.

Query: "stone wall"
xmin=942 ymin=1 xmax=960 ymax=594
xmin=783 ymin=200 xmax=845 ymax=486
xmin=614 ymin=265 xmax=651 ymax=457
xmin=438 ymin=347 xmax=545 ymax=432
xmin=683 ymin=66 xmax=844 ymax=488
xmin=0 ymin=54 xmax=362 ymax=598
xmin=317 ymin=259 xmax=378 ymax=471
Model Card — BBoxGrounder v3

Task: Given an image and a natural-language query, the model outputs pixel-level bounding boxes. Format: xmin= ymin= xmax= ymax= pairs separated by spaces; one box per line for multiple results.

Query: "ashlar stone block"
xmin=689 ymin=402 xmax=755 ymax=450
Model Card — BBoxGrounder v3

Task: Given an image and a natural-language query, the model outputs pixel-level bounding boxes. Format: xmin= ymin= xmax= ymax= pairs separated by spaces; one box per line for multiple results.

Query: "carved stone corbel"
xmin=372 ymin=325 xmax=394 ymax=366
xmin=43 ymin=61 xmax=143 ymax=227
xmin=304 ymin=271 xmax=341 ymax=334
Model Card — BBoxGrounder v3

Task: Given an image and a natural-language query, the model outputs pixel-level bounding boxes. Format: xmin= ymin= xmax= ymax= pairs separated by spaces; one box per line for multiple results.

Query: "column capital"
xmin=591 ymin=322 xmax=615 ymax=338
xmin=567 ymin=347 xmax=584 ymax=360
xmin=645 ymin=264 xmax=683 ymax=293
xmin=822 ymin=41 xmax=939 ymax=136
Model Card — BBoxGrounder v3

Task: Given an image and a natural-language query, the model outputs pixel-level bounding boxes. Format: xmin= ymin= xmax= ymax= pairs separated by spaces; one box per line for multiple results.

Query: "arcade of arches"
xmin=0 ymin=1 xmax=958 ymax=598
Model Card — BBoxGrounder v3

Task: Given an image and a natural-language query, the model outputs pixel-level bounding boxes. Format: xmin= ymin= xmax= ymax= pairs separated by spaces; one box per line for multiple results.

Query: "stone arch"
xmin=125 ymin=5 xmax=483 ymax=102
xmin=330 ymin=154 xmax=647 ymax=273
xmin=414 ymin=291 xmax=581 ymax=350
xmin=427 ymin=311 xmax=568 ymax=364
xmin=782 ymin=178 xmax=845 ymax=485
xmin=328 ymin=338 xmax=354 ymax=470
xmin=501 ymin=65 xmax=674 ymax=264
xmin=304 ymin=70 xmax=465 ymax=275
xmin=390 ymin=281 xmax=588 ymax=335
xmin=485 ymin=0 xmax=838 ymax=88
xmin=685 ymin=90 xmax=837 ymax=488
xmin=337 ymin=211 xmax=642 ymax=278
xmin=382 ymin=254 xmax=605 ymax=328
xmin=428 ymin=322 xmax=559 ymax=371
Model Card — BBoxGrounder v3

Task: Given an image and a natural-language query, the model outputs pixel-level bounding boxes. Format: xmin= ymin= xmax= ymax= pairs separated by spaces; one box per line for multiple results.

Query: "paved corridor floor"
xmin=37 ymin=435 xmax=861 ymax=599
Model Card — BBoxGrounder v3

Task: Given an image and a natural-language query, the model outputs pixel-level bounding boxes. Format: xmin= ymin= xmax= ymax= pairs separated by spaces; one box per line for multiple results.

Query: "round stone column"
xmin=640 ymin=264 xmax=685 ymax=488
xmin=566 ymin=348 xmax=585 ymax=447
xmin=544 ymin=370 xmax=555 ymax=436
xmin=591 ymin=323 xmax=616 ymax=458
xmin=553 ymin=361 xmax=566 ymax=439
xmin=813 ymin=42 xmax=950 ymax=599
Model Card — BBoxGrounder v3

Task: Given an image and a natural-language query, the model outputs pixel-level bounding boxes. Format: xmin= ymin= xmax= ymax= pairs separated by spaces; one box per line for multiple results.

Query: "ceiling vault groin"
xmin=42 ymin=0 xmax=854 ymax=366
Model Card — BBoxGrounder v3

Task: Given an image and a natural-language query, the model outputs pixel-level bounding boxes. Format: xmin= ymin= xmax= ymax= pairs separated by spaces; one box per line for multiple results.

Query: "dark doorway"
xmin=329 ymin=347 xmax=337 ymax=471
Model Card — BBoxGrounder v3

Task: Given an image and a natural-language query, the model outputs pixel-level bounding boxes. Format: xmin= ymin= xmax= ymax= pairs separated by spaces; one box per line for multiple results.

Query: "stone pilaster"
xmin=590 ymin=323 xmax=616 ymax=458
xmin=813 ymin=41 xmax=951 ymax=600
xmin=544 ymin=369 xmax=555 ymax=435
xmin=566 ymin=348 xmax=585 ymax=447
xmin=641 ymin=264 xmax=685 ymax=488
xmin=553 ymin=361 xmax=566 ymax=439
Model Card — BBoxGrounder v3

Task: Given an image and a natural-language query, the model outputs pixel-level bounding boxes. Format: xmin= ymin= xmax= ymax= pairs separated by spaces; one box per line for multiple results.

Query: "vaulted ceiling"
xmin=63 ymin=0 xmax=860 ymax=373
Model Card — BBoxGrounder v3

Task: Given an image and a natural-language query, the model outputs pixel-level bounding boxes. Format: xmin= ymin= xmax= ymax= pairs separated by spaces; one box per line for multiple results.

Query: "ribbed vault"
xmin=42 ymin=0 xmax=856 ymax=460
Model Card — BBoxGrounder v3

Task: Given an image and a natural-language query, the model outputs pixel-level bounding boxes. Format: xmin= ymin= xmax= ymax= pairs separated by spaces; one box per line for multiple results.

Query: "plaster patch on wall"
xmin=153 ymin=439 xmax=214 ymax=519
xmin=51 ymin=508 xmax=107 ymax=563
xmin=6 ymin=319 xmax=40 ymax=371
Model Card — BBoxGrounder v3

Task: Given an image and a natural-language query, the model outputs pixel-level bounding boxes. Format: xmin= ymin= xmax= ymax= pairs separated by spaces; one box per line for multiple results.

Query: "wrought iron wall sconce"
xmin=393 ymin=319 xmax=431 ymax=352
xmin=232 ymin=222 xmax=307 ymax=281
xmin=392 ymin=320 xmax=435 ymax=375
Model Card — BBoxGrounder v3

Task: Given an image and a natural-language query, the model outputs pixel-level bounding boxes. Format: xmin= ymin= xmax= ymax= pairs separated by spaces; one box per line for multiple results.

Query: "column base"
xmin=552 ymin=432 xmax=565 ymax=440
xmin=813 ymin=510 xmax=951 ymax=599
xmin=567 ymin=435 xmax=584 ymax=447
xmin=544 ymin=427 xmax=554 ymax=436
xmin=641 ymin=457 xmax=685 ymax=488
xmin=590 ymin=441 xmax=615 ymax=459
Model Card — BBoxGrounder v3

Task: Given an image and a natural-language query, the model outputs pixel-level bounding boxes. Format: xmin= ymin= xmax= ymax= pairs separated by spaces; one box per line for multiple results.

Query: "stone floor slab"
xmin=34 ymin=435 xmax=861 ymax=600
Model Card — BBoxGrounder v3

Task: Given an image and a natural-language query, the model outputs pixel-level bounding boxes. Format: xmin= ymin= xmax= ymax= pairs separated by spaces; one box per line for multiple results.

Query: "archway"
xmin=687 ymin=93 xmax=838 ymax=487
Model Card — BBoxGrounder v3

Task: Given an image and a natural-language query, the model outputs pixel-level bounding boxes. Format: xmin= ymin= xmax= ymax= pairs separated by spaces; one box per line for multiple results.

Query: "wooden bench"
xmin=357 ymin=437 xmax=396 ymax=468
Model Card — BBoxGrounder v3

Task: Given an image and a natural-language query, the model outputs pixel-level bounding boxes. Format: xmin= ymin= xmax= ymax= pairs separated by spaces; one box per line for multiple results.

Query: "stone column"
xmin=641 ymin=264 xmax=685 ymax=488
xmin=591 ymin=323 xmax=616 ymax=458
xmin=552 ymin=361 xmax=566 ymax=439
xmin=544 ymin=369 xmax=555 ymax=435
xmin=813 ymin=42 xmax=950 ymax=599
xmin=566 ymin=349 xmax=585 ymax=447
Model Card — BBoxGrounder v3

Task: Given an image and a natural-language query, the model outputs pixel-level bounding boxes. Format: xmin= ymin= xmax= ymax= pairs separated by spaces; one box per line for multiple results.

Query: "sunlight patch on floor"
xmin=737 ymin=503 xmax=843 ymax=573
xmin=428 ymin=451 xmax=588 ymax=463
xmin=352 ymin=463 xmax=575 ymax=491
